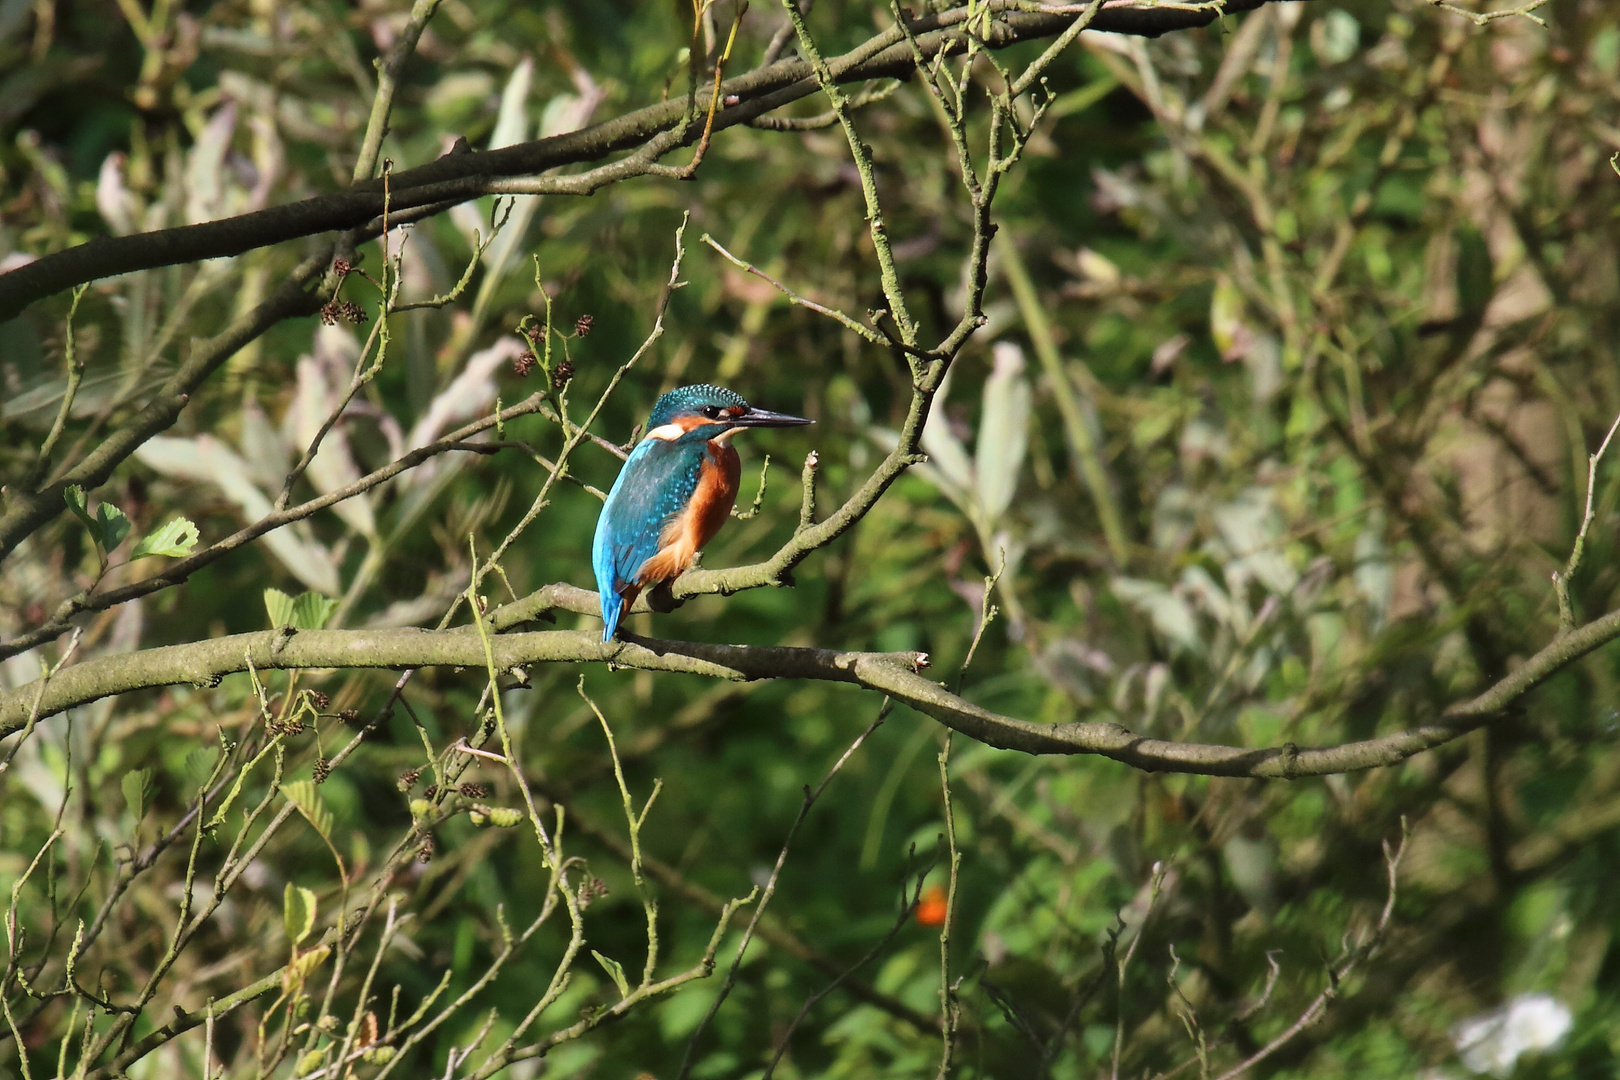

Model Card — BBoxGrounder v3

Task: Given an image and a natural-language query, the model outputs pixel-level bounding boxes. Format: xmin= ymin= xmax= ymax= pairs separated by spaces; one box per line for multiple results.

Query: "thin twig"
xmin=1552 ymin=408 xmax=1620 ymax=634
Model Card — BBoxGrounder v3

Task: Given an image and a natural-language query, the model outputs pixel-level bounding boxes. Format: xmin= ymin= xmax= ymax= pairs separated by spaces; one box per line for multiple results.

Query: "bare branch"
xmin=6 ymin=579 xmax=1620 ymax=778
xmin=0 ymin=0 xmax=1299 ymax=325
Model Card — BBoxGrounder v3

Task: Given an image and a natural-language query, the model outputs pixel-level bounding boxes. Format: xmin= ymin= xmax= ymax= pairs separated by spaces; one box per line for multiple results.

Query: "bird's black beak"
xmin=732 ymin=407 xmax=814 ymax=428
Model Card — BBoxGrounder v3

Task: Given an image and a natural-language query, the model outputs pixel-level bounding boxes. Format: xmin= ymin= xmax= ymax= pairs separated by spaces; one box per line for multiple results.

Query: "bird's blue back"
xmin=592 ymin=437 xmax=707 ymax=641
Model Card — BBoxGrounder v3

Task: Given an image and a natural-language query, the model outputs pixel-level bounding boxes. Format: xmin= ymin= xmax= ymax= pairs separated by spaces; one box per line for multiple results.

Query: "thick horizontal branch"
xmin=0 ymin=621 xmax=915 ymax=734
xmin=0 ymin=0 xmax=1298 ymax=325
xmin=5 ymin=578 xmax=1617 ymax=778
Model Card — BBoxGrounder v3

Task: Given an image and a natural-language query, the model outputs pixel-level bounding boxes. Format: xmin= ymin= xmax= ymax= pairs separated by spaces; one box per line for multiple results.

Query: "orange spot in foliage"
xmin=916 ymin=885 xmax=948 ymax=927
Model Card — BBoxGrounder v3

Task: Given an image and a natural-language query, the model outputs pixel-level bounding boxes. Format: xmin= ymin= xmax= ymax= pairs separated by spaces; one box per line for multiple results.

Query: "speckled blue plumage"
xmin=644 ymin=384 xmax=745 ymax=432
xmin=593 ymin=386 xmax=750 ymax=641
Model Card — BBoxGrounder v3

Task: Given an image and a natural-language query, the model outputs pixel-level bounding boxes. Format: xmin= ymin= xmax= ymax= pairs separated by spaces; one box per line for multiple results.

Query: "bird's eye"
xmin=702 ymin=405 xmax=722 ymax=419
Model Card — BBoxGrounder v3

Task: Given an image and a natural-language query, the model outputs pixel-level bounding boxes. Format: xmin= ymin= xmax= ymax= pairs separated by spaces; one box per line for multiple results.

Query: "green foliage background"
xmin=5 ymin=0 xmax=1620 ymax=1077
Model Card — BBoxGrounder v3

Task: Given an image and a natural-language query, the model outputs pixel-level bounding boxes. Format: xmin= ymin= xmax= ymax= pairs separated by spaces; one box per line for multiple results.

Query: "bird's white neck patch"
xmin=711 ymin=427 xmax=744 ymax=445
xmin=644 ymin=422 xmax=687 ymax=442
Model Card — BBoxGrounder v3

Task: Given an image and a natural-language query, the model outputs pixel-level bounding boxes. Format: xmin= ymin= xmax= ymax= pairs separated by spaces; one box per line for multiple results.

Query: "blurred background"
xmin=4 ymin=0 xmax=1620 ymax=1076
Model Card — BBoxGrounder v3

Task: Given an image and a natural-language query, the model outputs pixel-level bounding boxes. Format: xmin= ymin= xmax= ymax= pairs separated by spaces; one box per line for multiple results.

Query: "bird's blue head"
xmin=640 ymin=383 xmax=811 ymax=444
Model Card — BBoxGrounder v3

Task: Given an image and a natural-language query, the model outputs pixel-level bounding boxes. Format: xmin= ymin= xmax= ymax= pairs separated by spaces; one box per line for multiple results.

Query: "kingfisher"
xmin=592 ymin=384 xmax=812 ymax=641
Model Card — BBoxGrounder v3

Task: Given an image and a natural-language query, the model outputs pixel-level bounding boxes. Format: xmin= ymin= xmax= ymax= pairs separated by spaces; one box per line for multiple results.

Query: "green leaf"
xmin=592 ymin=949 xmax=630 ymax=999
xmin=290 ymin=592 xmax=339 ymax=631
xmin=64 ymin=485 xmax=94 ymax=532
xmin=287 ymin=943 xmax=330 ymax=983
xmin=264 ymin=588 xmax=296 ymax=629
xmin=94 ymin=501 xmax=130 ymax=551
xmin=121 ymin=768 xmax=154 ymax=821
xmin=282 ymin=780 xmax=335 ymax=843
xmin=131 ymin=517 xmax=200 ymax=559
xmin=265 ymin=589 xmax=338 ymax=630
xmin=65 ymin=485 xmax=131 ymax=552
xmin=284 ymin=883 xmax=318 ymax=947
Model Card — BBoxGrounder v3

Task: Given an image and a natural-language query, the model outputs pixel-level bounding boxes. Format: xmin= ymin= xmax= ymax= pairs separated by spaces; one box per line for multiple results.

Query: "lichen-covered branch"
xmin=5 ymin=581 xmax=1618 ymax=778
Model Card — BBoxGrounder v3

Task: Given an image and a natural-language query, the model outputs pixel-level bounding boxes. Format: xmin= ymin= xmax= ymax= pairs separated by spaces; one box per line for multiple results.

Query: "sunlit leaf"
xmin=264 ymin=589 xmax=337 ymax=630
xmin=131 ymin=517 xmax=199 ymax=559
xmin=290 ymin=592 xmax=339 ymax=631
xmin=286 ymin=944 xmax=331 ymax=987
xmin=264 ymin=588 xmax=296 ymax=629
xmin=284 ymin=882 xmax=318 ymax=947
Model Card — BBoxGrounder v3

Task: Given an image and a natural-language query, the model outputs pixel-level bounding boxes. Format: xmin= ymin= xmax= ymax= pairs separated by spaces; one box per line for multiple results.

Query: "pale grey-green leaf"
xmin=1112 ymin=577 xmax=1199 ymax=653
xmin=919 ymin=369 xmax=975 ymax=495
xmin=974 ymin=342 xmax=1031 ymax=526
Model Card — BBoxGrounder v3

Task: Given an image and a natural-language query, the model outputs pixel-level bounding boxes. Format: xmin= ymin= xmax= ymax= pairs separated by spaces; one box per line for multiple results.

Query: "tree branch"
xmin=0 ymin=0 xmax=1301 ymax=325
xmin=4 ymin=578 xmax=1616 ymax=778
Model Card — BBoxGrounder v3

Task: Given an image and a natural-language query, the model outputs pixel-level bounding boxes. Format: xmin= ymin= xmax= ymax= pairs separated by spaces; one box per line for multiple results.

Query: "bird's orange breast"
xmin=634 ymin=440 xmax=741 ymax=586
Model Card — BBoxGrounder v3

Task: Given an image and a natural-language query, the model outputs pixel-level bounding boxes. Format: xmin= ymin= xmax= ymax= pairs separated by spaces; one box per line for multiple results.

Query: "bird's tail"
xmin=599 ymin=586 xmax=625 ymax=643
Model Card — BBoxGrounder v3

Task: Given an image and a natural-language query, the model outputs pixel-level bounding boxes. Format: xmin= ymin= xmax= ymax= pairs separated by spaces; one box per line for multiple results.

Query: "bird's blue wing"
xmin=592 ymin=439 xmax=704 ymax=640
